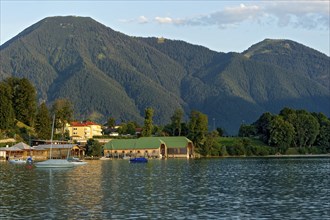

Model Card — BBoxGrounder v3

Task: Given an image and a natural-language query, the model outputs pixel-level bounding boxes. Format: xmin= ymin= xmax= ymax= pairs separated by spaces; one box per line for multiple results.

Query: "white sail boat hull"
xmin=35 ymin=159 xmax=74 ymax=168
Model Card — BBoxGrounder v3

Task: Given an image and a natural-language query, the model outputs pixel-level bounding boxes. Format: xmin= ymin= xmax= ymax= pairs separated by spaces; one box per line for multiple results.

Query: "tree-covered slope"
xmin=1 ymin=16 xmax=329 ymax=134
xmin=0 ymin=16 xmax=186 ymax=124
xmin=243 ymin=39 xmax=329 ymax=88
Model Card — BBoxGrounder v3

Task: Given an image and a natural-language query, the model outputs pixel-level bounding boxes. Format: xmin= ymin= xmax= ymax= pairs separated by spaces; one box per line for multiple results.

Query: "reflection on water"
xmin=0 ymin=158 xmax=329 ymax=219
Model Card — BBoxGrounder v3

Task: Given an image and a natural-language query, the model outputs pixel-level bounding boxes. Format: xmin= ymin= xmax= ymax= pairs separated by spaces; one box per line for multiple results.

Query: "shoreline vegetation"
xmin=0 ymin=77 xmax=329 ymax=158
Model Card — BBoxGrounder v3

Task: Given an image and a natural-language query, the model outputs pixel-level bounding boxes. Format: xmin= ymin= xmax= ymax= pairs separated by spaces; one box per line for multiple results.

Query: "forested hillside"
xmin=1 ymin=16 xmax=329 ymax=134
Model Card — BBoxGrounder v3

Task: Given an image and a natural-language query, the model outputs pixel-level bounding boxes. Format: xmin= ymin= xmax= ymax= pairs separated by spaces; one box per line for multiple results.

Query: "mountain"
xmin=1 ymin=16 xmax=329 ymax=134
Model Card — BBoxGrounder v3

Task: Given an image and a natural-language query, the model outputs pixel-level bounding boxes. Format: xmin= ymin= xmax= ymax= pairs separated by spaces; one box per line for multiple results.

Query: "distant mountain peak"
xmin=243 ymin=38 xmax=293 ymax=58
xmin=243 ymin=38 xmax=327 ymax=58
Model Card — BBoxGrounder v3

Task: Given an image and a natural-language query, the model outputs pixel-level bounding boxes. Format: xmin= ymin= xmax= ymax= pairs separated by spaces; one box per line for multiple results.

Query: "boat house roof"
xmin=32 ymin=144 xmax=77 ymax=150
xmin=0 ymin=142 xmax=31 ymax=151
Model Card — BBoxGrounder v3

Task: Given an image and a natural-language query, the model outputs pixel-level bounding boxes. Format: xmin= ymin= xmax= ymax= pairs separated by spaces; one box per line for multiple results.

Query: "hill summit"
xmin=1 ymin=16 xmax=329 ymax=134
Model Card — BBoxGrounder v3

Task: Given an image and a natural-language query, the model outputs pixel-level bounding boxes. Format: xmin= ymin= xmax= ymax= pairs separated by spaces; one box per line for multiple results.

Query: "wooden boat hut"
xmin=104 ymin=137 xmax=194 ymax=159
xmin=32 ymin=144 xmax=84 ymax=160
xmin=0 ymin=142 xmax=32 ymax=160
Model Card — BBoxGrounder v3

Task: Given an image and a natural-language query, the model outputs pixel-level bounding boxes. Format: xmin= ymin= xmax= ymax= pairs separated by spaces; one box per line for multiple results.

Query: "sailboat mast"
xmin=49 ymin=114 xmax=55 ymax=159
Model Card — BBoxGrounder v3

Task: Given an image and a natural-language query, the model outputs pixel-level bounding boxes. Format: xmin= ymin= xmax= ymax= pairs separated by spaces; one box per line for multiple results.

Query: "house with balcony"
xmin=68 ymin=121 xmax=102 ymax=142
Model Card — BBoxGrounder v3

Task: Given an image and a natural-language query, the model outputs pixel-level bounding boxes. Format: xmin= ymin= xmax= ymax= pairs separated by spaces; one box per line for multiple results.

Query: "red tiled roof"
xmin=70 ymin=121 xmax=100 ymax=127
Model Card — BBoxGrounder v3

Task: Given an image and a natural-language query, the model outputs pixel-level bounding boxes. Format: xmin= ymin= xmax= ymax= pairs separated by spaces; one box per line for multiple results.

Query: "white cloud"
xmin=154 ymin=16 xmax=183 ymax=24
xmin=189 ymin=3 xmax=263 ymax=28
xmin=265 ymin=1 xmax=329 ymax=29
xmin=121 ymin=15 xmax=183 ymax=25
xmin=138 ymin=16 xmax=149 ymax=24
xmin=131 ymin=1 xmax=329 ymax=30
xmin=155 ymin=16 xmax=173 ymax=24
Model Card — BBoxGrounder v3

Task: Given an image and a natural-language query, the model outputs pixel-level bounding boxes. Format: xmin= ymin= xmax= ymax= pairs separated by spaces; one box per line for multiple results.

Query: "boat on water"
xmin=9 ymin=158 xmax=27 ymax=165
xmin=99 ymin=156 xmax=111 ymax=160
xmin=122 ymin=155 xmax=130 ymax=160
xmin=68 ymin=157 xmax=88 ymax=165
xmin=129 ymin=157 xmax=148 ymax=163
xmin=35 ymin=115 xmax=74 ymax=168
xmin=10 ymin=157 xmax=33 ymax=165
xmin=34 ymin=159 xmax=74 ymax=168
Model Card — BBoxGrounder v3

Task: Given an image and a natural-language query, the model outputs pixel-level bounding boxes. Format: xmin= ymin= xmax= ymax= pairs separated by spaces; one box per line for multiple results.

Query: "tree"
xmin=253 ymin=112 xmax=273 ymax=143
xmin=216 ymin=127 xmax=225 ymax=137
xmin=85 ymin=139 xmax=103 ymax=157
xmin=51 ymin=98 xmax=74 ymax=138
xmin=117 ymin=123 xmax=127 ymax=135
xmin=35 ymin=102 xmax=52 ymax=139
xmin=142 ymin=107 xmax=154 ymax=137
xmin=107 ymin=117 xmax=116 ymax=129
xmin=126 ymin=121 xmax=137 ymax=135
xmin=286 ymin=111 xmax=320 ymax=148
xmin=153 ymin=125 xmax=163 ymax=136
xmin=0 ymin=82 xmax=15 ymax=130
xmin=238 ymin=124 xmax=256 ymax=137
xmin=279 ymin=107 xmax=296 ymax=121
xmin=316 ymin=122 xmax=330 ymax=152
xmin=313 ymin=113 xmax=330 ymax=151
xmin=170 ymin=109 xmax=184 ymax=136
xmin=5 ymin=77 xmax=37 ymax=126
xmin=269 ymin=116 xmax=295 ymax=153
xmin=162 ymin=124 xmax=173 ymax=136
xmin=200 ymin=130 xmax=220 ymax=156
xmin=188 ymin=110 xmax=208 ymax=149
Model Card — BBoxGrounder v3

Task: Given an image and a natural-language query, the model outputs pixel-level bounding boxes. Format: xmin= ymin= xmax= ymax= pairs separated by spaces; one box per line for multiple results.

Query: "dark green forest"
xmin=0 ymin=77 xmax=74 ymax=143
xmin=1 ymin=16 xmax=329 ymax=135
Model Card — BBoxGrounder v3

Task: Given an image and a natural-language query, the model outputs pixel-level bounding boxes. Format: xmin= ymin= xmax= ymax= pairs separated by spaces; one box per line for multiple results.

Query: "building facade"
xmin=0 ymin=142 xmax=84 ymax=160
xmin=104 ymin=137 xmax=194 ymax=159
xmin=68 ymin=121 xmax=102 ymax=141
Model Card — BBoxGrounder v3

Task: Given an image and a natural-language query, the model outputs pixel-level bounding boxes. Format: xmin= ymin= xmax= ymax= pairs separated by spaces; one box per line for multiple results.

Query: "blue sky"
xmin=1 ymin=1 xmax=329 ymax=55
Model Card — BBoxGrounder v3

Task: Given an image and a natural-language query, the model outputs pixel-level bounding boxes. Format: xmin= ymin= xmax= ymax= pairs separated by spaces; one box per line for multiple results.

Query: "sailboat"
xmin=35 ymin=115 xmax=74 ymax=168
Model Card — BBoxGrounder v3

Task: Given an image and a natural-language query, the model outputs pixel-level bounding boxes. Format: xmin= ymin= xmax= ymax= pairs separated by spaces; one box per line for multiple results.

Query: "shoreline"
xmin=202 ymin=154 xmax=330 ymax=159
xmin=265 ymin=154 xmax=330 ymax=158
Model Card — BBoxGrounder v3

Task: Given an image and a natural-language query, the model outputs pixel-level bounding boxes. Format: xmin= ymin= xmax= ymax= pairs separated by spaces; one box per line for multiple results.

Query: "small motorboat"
xmin=9 ymin=158 xmax=27 ymax=164
xmin=129 ymin=157 xmax=148 ymax=163
xmin=122 ymin=155 xmax=130 ymax=160
xmin=68 ymin=157 xmax=87 ymax=166
xmin=9 ymin=156 xmax=33 ymax=165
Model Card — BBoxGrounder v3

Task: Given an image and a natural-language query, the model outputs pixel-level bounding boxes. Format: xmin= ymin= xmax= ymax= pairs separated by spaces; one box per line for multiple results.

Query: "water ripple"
xmin=0 ymin=158 xmax=329 ymax=219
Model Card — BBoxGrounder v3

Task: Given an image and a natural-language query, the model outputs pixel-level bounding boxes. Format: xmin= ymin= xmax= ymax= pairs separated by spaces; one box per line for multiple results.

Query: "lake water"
xmin=0 ymin=158 xmax=329 ymax=219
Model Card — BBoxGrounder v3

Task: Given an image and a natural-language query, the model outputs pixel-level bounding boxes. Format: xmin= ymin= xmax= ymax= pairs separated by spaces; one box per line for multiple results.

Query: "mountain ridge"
xmin=1 ymin=16 xmax=329 ymax=134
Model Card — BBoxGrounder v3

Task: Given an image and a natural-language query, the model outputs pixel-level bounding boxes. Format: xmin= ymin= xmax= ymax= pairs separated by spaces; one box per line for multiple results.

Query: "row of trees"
xmin=0 ymin=77 xmax=36 ymax=129
xmin=1 ymin=77 xmax=329 ymax=156
xmin=238 ymin=107 xmax=330 ymax=153
xmin=0 ymin=77 xmax=74 ymax=141
xmin=0 ymin=77 xmax=214 ymax=156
